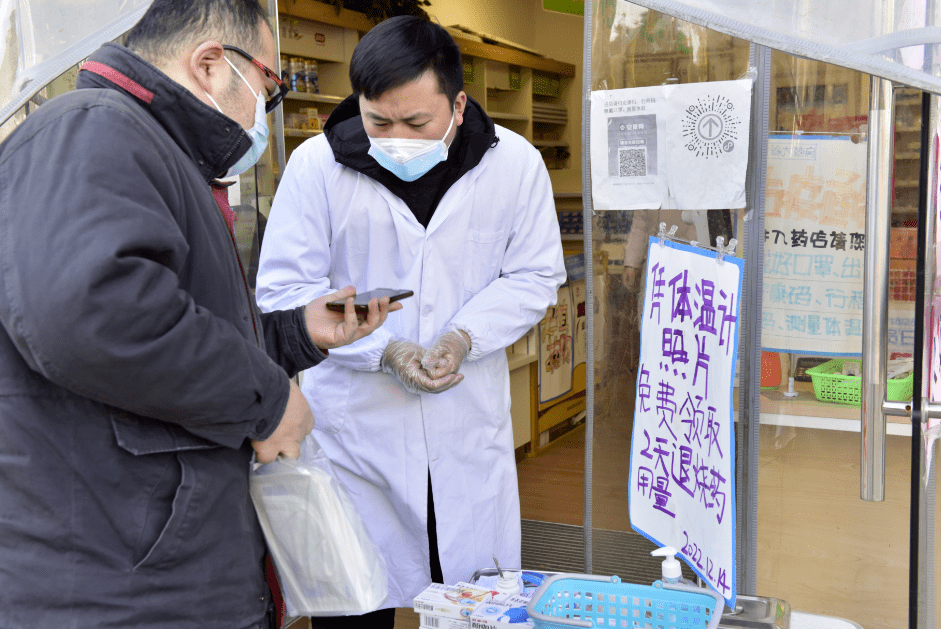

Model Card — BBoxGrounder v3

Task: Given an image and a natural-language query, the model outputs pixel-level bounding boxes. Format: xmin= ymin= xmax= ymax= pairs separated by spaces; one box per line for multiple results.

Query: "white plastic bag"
xmin=250 ymin=438 xmax=388 ymax=618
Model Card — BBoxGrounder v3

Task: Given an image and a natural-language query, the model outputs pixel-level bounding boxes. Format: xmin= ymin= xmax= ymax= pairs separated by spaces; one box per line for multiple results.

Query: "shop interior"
xmin=256 ymin=1 xmax=940 ymax=628
xmin=6 ymin=0 xmax=939 ymax=627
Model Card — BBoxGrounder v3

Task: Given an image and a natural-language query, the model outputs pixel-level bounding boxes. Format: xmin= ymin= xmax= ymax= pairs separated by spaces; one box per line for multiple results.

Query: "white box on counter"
xmin=419 ymin=612 xmax=472 ymax=629
xmin=413 ymin=582 xmax=494 ymax=621
xmin=469 ymin=595 xmax=534 ymax=629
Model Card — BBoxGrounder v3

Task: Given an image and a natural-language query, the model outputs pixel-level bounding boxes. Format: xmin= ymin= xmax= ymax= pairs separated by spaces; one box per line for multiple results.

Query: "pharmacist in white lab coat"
xmin=256 ymin=16 xmax=565 ymax=627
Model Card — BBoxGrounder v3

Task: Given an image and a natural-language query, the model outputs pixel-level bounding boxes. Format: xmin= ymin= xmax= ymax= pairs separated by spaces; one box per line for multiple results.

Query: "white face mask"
xmin=205 ymin=56 xmax=269 ymax=178
xmin=367 ymin=109 xmax=455 ymax=182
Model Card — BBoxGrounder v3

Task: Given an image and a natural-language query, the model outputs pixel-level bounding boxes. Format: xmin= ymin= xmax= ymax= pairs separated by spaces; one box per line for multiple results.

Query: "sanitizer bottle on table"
xmin=651 ymin=546 xmax=696 ymax=586
xmin=492 ymin=555 xmax=521 ymax=598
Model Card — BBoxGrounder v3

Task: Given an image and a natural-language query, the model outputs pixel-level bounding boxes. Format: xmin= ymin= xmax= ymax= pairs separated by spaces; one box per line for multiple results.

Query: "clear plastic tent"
xmin=621 ymin=0 xmax=941 ymax=94
xmin=0 ymin=0 xmax=154 ymax=126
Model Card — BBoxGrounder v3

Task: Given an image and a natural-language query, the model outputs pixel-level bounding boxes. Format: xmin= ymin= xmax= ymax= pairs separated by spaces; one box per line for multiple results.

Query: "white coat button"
xmin=422 ymin=305 xmax=433 ymax=316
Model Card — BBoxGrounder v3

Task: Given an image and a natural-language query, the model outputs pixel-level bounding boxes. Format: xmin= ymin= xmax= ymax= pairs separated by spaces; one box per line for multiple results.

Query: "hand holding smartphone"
xmin=325 ymin=288 xmax=414 ymax=315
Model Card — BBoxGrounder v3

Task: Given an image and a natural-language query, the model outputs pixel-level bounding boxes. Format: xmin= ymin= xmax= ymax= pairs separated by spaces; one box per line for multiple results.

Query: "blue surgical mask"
xmin=206 ymin=56 xmax=269 ymax=177
xmin=367 ymin=110 xmax=455 ymax=182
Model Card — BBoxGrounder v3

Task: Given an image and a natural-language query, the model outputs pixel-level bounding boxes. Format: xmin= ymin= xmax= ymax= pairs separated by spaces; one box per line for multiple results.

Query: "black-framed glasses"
xmin=223 ymin=44 xmax=289 ymax=113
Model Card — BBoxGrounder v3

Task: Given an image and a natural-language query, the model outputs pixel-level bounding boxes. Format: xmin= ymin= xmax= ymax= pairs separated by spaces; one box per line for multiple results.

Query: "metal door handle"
xmin=861 ymin=77 xmax=896 ymax=502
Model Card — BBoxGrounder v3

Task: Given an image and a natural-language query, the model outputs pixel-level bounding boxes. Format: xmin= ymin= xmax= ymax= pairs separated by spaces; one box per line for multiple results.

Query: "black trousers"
xmin=308 ymin=471 xmax=443 ymax=629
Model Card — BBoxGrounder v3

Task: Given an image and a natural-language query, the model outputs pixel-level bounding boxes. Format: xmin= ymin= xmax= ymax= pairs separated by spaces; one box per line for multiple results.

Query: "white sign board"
xmin=630 ymin=237 xmax=743 ymax=608
xmin=762 ymin=135 xmax=867 ymax=356
xmin=589 ymin=79 xmax=752 ymax=211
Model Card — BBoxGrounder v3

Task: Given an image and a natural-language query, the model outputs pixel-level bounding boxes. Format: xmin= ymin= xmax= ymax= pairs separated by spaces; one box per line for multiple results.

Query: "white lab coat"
xmin=255 ymin=125 xmax=566 ymax=608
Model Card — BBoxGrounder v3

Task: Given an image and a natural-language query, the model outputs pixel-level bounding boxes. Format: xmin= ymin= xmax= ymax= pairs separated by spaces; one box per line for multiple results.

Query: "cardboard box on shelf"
xmin=300 ymin=107 xmax=320 ymax=130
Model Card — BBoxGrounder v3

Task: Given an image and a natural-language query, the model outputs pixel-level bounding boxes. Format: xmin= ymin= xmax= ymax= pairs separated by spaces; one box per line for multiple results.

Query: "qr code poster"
xmin=590 ymin=79 xmax=752 ymax=211
xmin=607 ymin=114 xmax=658 ymax=178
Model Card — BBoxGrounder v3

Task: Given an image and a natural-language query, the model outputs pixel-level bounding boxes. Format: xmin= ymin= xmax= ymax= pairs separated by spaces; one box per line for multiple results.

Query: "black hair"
xmin=350 ymin=16 xmax=463 ymax=104
xmin=124 ymin=0 xmax=268 ymax=66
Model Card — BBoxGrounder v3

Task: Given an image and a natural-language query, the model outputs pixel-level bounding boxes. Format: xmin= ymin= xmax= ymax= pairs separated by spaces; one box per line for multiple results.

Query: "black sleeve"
xmin=260 ymin=306 xmax=328 ymax=378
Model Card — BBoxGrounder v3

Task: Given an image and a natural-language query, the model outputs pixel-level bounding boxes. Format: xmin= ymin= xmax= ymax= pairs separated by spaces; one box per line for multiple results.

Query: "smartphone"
xmin=325 ymin=288 xmax=414 ymax=314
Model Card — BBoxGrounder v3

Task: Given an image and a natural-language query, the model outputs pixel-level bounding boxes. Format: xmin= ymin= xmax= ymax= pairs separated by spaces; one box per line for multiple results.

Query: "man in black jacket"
xmin=0 ymin=1 xmax=395 ymax=627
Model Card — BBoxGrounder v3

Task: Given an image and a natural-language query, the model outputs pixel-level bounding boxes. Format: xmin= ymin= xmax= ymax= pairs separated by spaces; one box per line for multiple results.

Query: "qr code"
xmin=618 ymin=147 xmax=647 ymax=177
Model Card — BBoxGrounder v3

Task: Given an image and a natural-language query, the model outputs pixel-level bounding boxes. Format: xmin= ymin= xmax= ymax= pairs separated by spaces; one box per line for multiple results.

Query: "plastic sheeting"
xmin=619 ymin=0 xmax=941 ymax=94
xmin=0 ymin=0 xmax=153 ymax=127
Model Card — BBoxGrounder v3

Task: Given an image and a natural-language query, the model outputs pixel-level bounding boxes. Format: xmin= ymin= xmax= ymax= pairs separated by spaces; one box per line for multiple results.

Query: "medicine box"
xmin=419 ymin=613 xmax=472 ymax=629
xmin=469 ymin=595 xmax=534 ymax=629
xmin=414 ymin=582 xmax=494 ymax=621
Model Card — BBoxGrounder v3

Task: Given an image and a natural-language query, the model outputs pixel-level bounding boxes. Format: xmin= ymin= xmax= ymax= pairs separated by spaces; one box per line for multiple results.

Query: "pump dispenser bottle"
xmin=651 ymin=547 xmax=696 ymax=586
xmin=492 ymin=555 xmax=520 ymax=598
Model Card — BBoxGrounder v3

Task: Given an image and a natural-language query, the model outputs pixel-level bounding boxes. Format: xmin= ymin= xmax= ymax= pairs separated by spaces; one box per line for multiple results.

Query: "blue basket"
xmin=526 ymin=574 xmax=724 ymax=629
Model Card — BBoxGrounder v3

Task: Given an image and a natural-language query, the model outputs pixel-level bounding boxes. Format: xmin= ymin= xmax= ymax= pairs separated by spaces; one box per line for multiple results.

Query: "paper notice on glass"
xmin=629 ymin=236 xmax=743 ymax=608
xmin=589 ymin=79 xmax=752 ymax=211
xmin=565 ymin=253 xmax=588 ymax=370
xmin=538 ymin=284 xmax=573 ymax=404
xmin=761 ymin=135 xmax=868 ymax=356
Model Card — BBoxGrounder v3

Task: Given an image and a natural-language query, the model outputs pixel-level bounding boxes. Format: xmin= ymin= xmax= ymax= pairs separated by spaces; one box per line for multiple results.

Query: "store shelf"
xmin=453 ymin=35 xmax=576 ymax=77
xmin=895 ymin=179 xmax=920 ymax=188
xmin=508 ymin=352 xmax=538 ymax=371
xmin=279 ymin=1 xmax=373 ymax=32
xmin=533 ymin=140 xmax=569 ymax=148
xmin=894 ymin=152 xmax=920 ymax=160
xmin=284 ymin=128 xmax=323 ymax=138
xmin=285 ymin=92 xmax=345 ymax=105
xmin=759 ymin=382 xmax=913 ymax=436
xmin=488 ymin=111 xmax=529 ymax=121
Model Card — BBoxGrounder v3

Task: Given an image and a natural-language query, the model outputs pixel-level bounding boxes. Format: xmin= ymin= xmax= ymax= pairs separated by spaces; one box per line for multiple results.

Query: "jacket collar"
xmin=76 ymin=43 xmax=250 ymax=182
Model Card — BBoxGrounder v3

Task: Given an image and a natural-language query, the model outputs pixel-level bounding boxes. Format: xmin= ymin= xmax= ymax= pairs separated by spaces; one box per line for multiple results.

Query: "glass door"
xmin=586 ymin=3 xmax=939 ymax=626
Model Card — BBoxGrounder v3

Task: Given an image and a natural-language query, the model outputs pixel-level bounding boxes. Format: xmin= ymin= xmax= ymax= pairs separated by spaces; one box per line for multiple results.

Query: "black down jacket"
xmin=0 ymin=43 xmax=325 ymax=628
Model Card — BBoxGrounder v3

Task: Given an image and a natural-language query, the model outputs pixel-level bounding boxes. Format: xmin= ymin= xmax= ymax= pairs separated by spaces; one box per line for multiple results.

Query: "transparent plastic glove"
xmin=421 ymin=330 xmax=471 ymax=379
xmin=381 ymin=339 xmax=464 ymax=394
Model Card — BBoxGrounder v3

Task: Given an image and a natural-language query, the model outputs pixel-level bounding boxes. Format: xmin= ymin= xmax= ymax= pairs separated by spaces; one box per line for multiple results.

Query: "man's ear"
xmin=189 ymin=40 xmax=227 ymax=97
xmin=454 ymin=91 xmax=468 ymax=126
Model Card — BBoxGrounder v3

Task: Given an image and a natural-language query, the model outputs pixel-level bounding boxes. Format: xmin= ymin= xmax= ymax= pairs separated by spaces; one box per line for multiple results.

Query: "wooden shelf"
xmin=453 ymin=36 xmax=576 ymax=77
xmin=533 ymin=140 xmax=569 ymax=148
xmin=488 ymin=111 xmax=529 ymax=121
xmin=508 ymin=352 xmax=538 ymax=371
xmin=285 ymin=91 xmax=346 ymax=105
xmin=281 ymin=2 xmax=575 ymax=76
xmin=279 ymin=0 xmax=373 ymax=32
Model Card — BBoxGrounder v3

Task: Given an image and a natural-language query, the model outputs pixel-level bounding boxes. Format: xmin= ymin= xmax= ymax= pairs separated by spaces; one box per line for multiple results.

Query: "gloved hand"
xmin=381 ymin=339 xmax=464 ymax=394
xmin=421 ymin=330 xmax=471 ymax=379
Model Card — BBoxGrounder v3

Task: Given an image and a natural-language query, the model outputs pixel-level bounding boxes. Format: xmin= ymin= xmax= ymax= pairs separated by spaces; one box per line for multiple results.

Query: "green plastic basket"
xmin=805 ymin=358 xmax=913 ymax=406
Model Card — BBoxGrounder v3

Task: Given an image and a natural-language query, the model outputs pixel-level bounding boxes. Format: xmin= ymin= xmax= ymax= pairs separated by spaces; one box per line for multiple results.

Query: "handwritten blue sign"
xmin=630 ymin=236 xmax=743 ymax=608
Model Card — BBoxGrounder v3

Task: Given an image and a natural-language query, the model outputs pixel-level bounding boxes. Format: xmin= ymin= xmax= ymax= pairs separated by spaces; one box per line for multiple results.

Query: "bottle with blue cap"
xmin=651 ymin=546 xmax=697 ymax=586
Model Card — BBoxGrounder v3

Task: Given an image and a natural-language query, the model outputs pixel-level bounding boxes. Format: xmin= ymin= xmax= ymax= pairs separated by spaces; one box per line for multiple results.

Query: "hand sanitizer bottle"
xmin=492 ymin=555 xmax=520 ymax=599
xmin=651 ymin=547 xmax=696 ymax=586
